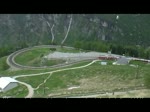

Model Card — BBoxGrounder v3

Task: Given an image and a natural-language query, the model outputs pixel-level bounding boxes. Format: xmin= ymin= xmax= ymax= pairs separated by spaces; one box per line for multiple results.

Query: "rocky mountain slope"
xmin=0 ymin=14 xmax=150 ymax=47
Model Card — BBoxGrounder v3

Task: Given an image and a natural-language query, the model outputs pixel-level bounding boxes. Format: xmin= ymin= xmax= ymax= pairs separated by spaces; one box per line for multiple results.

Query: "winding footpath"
xmin=34 ymin=73 xmax=52 ymax=90
xmin=13 ymin=60 xmax=100 ymax=98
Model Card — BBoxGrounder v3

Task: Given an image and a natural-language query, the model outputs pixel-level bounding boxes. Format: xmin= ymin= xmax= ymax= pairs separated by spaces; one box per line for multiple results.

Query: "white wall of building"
xmin=3 ymin=82 xmax=18 ymax=92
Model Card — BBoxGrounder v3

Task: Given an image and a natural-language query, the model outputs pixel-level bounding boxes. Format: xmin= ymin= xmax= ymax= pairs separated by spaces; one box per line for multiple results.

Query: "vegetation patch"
xmin=0 ymin=56 xmax=9 ymax=71
xmin=15 ymin=48 xmax=50 ymax=66
xmin=129 ymin=60 xmax=147 ymax=66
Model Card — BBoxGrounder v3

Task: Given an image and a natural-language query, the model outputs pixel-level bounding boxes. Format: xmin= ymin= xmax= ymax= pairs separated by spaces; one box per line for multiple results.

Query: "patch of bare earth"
xmin=77 ymin=75 xmax=143 ymax=92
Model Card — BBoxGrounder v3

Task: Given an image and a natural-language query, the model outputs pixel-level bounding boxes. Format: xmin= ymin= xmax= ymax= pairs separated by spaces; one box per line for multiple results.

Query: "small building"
xmin=100 ymin=62 xmax=107 ymax=65
xmin=116 ymin=56 xmax=129 ymax=65
xmin=0 ymin=77 xmax=18 ymax=92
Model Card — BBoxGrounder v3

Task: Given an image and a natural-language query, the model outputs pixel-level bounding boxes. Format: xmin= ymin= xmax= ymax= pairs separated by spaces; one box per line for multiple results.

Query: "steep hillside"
xmin=0 ymin=14 xmax=150 ymax=48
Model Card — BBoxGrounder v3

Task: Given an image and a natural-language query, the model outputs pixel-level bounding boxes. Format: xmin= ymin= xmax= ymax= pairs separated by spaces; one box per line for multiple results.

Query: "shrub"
xmin=2 ymin=61 xmax=9 ymax=70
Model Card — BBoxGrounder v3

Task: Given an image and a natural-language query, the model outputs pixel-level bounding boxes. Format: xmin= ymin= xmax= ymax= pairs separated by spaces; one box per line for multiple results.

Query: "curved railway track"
xmin=7 ymin=45 xmax=95 ymax=70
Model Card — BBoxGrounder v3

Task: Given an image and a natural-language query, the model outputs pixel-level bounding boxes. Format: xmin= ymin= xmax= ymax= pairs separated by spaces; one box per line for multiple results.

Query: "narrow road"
xmin=17 ymin=81 xmax=34 ymax=98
